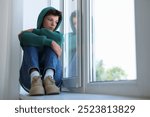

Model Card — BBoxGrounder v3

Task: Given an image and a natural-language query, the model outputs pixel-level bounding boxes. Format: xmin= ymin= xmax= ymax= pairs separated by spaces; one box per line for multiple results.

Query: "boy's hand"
xmin=51 ymin=41 xmax=62 ymax=58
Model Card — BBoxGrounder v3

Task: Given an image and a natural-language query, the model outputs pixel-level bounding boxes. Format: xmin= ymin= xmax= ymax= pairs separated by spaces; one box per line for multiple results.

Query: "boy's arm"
xmin=32 ymin=28 xmax=63 ymax=47
xmin=18 ymin=31 xmax=52 ymax=47
xmin=19 ymin=29 xmax=64 ymax=57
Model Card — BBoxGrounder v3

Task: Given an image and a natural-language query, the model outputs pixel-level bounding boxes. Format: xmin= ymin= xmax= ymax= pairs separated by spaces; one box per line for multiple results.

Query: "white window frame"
xmin=82 ymin=0 xmax=150 ymax=98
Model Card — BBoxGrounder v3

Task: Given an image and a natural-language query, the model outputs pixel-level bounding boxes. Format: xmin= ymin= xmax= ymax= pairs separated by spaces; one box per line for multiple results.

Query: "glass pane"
xmin=91 ymin=0 xmax=136 ymax=82
xmin=63 ymin=0 xmax=79 ymax=78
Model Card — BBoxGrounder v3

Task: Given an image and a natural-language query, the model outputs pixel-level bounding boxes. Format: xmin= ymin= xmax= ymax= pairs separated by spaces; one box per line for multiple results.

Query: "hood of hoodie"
xmin=70 ymin=10 xmax=78 ymax=34
xmin=37 ymin=7 xmax=62 ymax=31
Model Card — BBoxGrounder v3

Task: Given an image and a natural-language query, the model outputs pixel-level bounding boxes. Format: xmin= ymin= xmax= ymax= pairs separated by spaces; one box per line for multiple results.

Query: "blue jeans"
xmin=68 ymin=52 xmax=78 ymax=77
xmin=19 ymin=46 xmax=62 ymax=92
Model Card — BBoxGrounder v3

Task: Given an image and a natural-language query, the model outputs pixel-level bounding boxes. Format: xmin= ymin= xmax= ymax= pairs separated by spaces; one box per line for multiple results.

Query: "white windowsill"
xmin=19 ymin=92 xmax=144 ymax=100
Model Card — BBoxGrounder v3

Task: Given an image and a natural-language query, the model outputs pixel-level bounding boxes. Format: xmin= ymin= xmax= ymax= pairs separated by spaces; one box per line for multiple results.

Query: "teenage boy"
xmin=19 ymin=7 xmax=63 ymax=96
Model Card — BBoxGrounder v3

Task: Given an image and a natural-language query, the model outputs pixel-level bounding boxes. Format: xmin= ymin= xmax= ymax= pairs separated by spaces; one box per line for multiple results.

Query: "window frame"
xmin=82 ymin=0 xmax=150 ymax=98
xmin=60 ymin=0 xmax=83 ymax=88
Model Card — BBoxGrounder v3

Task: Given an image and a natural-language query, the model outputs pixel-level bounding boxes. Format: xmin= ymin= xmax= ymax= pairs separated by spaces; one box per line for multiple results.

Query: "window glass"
xmin=91 ymin=0 xmax=136 ymax=81
xmin=63 ymin=0 xmax=79 ymax=78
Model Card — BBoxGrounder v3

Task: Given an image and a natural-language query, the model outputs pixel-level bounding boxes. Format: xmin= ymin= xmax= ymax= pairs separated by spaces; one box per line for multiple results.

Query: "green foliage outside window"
xmin=96 ymin=60 xmax=127 ymax=81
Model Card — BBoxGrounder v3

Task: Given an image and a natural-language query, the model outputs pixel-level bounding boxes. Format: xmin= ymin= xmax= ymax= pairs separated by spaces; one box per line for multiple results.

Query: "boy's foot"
xmin=29 ymin=76 xmax=45 ymax=96
xmin=44 ymin=76 xmax=60 ymax=95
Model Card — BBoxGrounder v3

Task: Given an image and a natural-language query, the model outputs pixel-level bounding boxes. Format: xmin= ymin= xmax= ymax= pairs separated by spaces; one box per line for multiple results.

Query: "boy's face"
xmin=73 ymin=16 xmax=77 ymax=30
xmin=42 ymin=15 xmax=59 ymax=31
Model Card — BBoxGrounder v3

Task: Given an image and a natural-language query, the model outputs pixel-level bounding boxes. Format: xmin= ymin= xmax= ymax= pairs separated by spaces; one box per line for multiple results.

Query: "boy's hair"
xmin=44 ymin=9 xmax=62 ymax=22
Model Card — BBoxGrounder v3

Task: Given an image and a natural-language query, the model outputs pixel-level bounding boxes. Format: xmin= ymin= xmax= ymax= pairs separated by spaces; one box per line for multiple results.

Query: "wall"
xmin=0 ymin=0 xmax=22 ymax=99
xmin=0 ymin=0 xmax=10 ymax=99
xmin=23 ymin=0 xmax=48 ymax=29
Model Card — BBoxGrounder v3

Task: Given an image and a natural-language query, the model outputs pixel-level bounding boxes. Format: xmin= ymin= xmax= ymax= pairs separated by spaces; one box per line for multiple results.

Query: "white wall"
xmin=23 ymin=0 xmax=48 ymax=29
xmin=0 ymin=0 xmax=10 ymax=99
xmin=0 ymin=0 xmax=22 ymax=99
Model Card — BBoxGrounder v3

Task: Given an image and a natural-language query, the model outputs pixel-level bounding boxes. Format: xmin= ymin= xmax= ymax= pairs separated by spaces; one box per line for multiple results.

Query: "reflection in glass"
xmin=63 ymin=0 xmax=79 ymax=78
xmin=66 ymin=11 xmax=78 ymax=77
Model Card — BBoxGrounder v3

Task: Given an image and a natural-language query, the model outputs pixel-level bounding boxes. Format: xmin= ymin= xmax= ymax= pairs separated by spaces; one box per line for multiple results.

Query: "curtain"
xmin=0 ymin=0 xmax=22 ymax=99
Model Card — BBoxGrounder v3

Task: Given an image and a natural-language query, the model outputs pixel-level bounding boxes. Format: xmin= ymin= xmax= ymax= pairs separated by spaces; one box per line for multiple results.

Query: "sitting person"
xmin=19 ymin=7 xmax=63 ymax=96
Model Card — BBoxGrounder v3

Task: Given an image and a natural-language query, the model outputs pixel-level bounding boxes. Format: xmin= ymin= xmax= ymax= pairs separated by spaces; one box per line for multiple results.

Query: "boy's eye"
xmin=47 ymin=18 xmax=58 ymax=22
xmin=47 ymin=18 xmax=52 ymax=21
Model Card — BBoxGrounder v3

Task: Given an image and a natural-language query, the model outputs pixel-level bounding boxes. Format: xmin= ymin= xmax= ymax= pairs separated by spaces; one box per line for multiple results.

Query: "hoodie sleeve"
xmin=19 ymin=31 xmax=52 ymax=47
xmin=32 ymin=28 xmax=64 ymax=47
